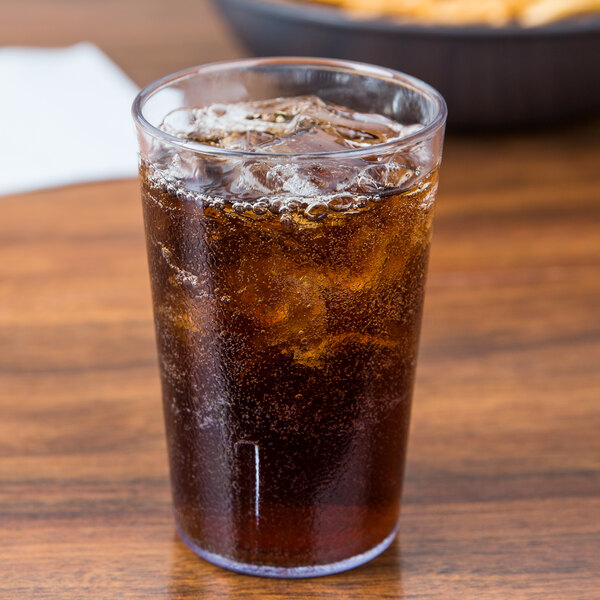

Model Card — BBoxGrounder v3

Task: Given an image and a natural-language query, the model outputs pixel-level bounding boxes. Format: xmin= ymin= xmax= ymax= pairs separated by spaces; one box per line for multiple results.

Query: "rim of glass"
xmin=132 ymin=57 xmax=447 ymax=159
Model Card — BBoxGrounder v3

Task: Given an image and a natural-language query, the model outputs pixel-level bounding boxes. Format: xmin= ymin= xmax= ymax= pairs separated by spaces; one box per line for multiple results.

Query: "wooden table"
xmin=2 ymin=1 xmax=599 ymax=598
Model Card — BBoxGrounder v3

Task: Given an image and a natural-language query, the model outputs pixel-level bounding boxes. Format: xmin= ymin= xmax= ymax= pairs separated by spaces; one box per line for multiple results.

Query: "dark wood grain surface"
xmin=1 ymin=1 xmax=599 ymax=598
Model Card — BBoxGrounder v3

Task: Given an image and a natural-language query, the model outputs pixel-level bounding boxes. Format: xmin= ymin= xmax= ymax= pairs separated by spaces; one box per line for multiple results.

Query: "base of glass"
xmin=176 ymin=522 xmax=399 ymax=579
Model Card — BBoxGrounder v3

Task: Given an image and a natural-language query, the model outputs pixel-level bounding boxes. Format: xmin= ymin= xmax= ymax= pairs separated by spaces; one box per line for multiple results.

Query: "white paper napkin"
xmin=0 ymin=42 xmax=140 ymax=196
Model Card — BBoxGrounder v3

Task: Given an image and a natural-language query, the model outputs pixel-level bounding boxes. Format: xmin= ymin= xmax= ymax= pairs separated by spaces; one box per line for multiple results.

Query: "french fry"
xmin=407 ymin=0 xmax=514 ymax=26
xmin=303 ymin=0 xmax=600 ymax=27
xmin=518 ymin=0 xmax=600 ymax=26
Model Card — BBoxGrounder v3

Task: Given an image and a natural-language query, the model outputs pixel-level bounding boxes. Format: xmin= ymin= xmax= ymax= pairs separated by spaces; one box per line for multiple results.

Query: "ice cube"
xmin=355 ymin=160 xmax=416 ymax=193
xmin=156 ymin=95 xmax=425 ymax=222
xmin=257 ymin=126 xmax=354 ymax=154
xmin=159 ymin=95 xmax=408 ymax=153
xmin=294 ymin=100 xmax=405 ymax=148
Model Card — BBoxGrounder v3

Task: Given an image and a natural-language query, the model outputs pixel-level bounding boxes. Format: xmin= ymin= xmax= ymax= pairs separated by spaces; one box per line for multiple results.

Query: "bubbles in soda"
xmin=141 ymin=95 xmax=437 ymax=572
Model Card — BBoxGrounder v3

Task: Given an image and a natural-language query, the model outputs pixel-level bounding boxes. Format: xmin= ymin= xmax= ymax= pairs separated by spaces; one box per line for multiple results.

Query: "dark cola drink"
xmin=139 ymin=94 xmax=440 ymax=576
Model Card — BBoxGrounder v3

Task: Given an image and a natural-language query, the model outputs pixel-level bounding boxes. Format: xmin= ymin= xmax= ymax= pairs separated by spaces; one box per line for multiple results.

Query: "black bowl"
xmin=214 ymin=0 xmax=600 ymax=128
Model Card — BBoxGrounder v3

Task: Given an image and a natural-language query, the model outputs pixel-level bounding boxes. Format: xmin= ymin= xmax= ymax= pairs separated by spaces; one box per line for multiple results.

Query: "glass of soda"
xmin=132 ymin=57 xmax=446 ymax=578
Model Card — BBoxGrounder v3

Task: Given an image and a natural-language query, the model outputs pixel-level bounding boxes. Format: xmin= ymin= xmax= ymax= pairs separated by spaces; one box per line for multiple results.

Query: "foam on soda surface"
xmin=148 ymin=96 xmax=427 ymax=222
